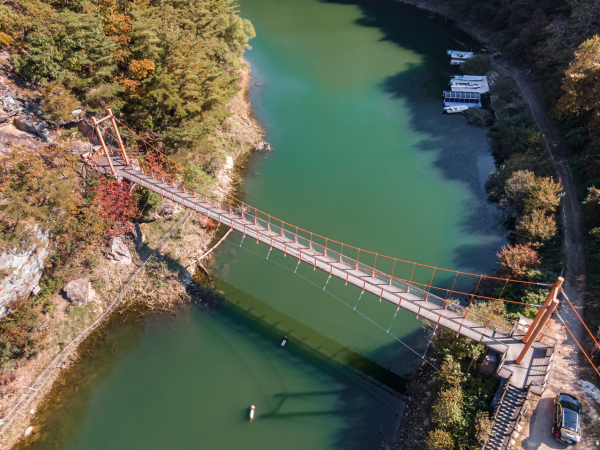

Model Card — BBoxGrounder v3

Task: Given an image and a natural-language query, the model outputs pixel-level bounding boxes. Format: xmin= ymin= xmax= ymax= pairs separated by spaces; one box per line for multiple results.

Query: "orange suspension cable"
xmin=560 ymin=289 xmax=600 ymax=351
xmin=108 ymin=116 xmax=552 ymax=289
xmin=557 ymin=313 xmax=600 ymax=379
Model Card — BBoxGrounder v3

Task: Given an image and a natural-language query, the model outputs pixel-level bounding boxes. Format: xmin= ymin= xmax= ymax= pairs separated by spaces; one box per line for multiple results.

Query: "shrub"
xmin=92 ymin=178 xmax=139 ymax=233
xmin=523 ymin=176 xmax=562 ymax=214
xmin=516 ymin=210 xmax=557 ymax=245
xmin=435 ymin=327 xmax=485 ymax=365
xmin=136 ymin=187 xmax=162 ymax=220
xmin=0 ymin=298 xmax=46 ymax=367
xmin=474 ymin=411 xmax=494 ymax=443
xmin=40 ymin=82 xmax=80 ymax=122
xmin=425 ymin=429 xmax=454 ymax=450
xmin=431 ymin=387 xmax=464 ymax=428
xmin=499 ymin=170 xmax=535 ymax=216
xmin=432 ymin=355 xmax=464 ymax=395
xmin=460 ymin=54 xmax=492 ymax=74
xmin=497 ymin=243 xmax=540 ymax=278
xmin=464 ymin=108 xmax=493 ymax=127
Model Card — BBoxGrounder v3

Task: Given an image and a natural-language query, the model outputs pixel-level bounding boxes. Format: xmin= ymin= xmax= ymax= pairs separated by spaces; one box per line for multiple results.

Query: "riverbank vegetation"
xmin=0 ymin=0 xmax=256 ymax=361
xmin=436 ymin=0 xmax=600 ymax=346
xmin=0 ymin=0 xmax=258 ymax=443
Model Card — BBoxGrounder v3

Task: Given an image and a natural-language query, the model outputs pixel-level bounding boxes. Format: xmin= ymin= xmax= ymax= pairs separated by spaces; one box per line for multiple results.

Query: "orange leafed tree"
xmin=93 ymin=178 xmax=139 ymax=234
xmin=555 ymin=35 xmax=600 ymax=136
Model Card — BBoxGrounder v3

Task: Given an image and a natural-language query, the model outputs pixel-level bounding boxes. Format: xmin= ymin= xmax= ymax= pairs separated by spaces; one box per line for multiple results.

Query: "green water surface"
xmin=21 ymin=1 xmax=506 ymax=449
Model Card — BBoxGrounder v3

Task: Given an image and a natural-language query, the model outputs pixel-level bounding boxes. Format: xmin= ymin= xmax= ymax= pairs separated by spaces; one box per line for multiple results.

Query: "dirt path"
xmin=493 ymin=61 xmax=591 ymax=449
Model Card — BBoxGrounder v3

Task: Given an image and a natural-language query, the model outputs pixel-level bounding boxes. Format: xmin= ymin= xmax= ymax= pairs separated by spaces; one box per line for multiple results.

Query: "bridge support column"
xmin=107 ymin=109 xmax=131 ymax=167
xmin=92 ymin=117 xmax=117 ymax=178
xmin=516 ymin=297 xmax=559 ymax=365
xmin=523 ymin=277 xmax=563 ymax=344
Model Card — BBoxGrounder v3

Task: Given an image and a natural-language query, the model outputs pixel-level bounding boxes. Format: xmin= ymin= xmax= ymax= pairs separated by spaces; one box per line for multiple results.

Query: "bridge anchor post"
xmin=107 ymin=109 xmax=131 ymax=167
xmin=516 ymin=297 xmax=559 ymax=365
xmin=523 ymin=276 xmax=563 ymax=344
xmin=92 ymin=117 xmax=117 ymax=179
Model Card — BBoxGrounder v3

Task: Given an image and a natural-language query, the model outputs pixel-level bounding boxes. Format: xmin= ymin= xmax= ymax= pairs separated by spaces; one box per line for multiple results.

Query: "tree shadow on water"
xmin=321 ymin=0 xmax=507 ymax=272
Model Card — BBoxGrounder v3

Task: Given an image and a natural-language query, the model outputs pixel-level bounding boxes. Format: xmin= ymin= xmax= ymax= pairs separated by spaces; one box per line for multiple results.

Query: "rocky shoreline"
xmin=0 ymin=60 xmax=266 ymax=449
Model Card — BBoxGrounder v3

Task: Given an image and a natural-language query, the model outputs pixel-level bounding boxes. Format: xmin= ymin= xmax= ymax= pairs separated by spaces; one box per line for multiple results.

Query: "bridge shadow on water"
xmin=320 ymin=0 xmax=507 ymax=274
xmin=198 ymin=274 xmax=414 ymax=449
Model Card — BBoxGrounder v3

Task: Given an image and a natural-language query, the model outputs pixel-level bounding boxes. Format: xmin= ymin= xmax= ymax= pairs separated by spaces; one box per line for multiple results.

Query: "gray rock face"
xmin=0 ymin=228 xmax=50 ymax=313
xmin=63 ymin=279 xmax=96 ymax=307
xmin=110 ymin=236 xmax=132 ymax=265
xmin=14 ymin=116 xmax=50 ymax=141
xmin=2 ymin=96 xmax=21 ymax=117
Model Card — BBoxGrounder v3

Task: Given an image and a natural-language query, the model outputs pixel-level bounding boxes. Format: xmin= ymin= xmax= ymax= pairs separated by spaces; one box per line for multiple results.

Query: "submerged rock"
xmin=63 ymin=279 xmax=96 ymax=307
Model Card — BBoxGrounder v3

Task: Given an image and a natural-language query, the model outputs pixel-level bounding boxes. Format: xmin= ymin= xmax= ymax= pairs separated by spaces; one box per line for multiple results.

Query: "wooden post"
xmin=92 ymin=117 xmax=117 ymax=178
xmin=523 ymin=277 xmax=564 ymax=343
xmin=107 ymin=109 xmax=130 ymax=167
xmin=516 ymin=297 xmax=559 ymax=365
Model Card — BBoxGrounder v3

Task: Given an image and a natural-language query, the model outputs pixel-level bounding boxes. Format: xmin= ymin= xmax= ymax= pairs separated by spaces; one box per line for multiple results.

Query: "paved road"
xmin=493 ymin=61 xmax=591 ymax=449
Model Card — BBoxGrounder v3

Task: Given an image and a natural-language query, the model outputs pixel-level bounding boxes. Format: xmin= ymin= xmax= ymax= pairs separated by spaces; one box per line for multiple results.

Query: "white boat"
xmin=450 ymin=59 xmax=465 ymax=65
xmin=444 ymin=105 xmax=468 ymax=114
xmin=452 ymin=75 xmax=484 ymax=81
xmin=447 ymin=50 xmax=473 ymax=56
xmin=250 ymin=405 xmax=255 ymax=422
xmin=450 ymin=52 xmax=473 ymax=60
xmin=450 ymin=82 xmax=481 ymax=89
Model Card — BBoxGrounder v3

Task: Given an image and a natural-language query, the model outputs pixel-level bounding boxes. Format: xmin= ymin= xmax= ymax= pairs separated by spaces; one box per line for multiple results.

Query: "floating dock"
xmin=443 ymin=91 xmax=482 ymax=108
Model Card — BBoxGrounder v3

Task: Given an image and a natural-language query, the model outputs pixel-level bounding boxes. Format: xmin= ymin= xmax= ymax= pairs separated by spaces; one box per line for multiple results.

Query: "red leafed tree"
xmin=93 ymin=178 xmax=139 ymax=233
xmin=496 ymin=243 xmax=540 ymax=279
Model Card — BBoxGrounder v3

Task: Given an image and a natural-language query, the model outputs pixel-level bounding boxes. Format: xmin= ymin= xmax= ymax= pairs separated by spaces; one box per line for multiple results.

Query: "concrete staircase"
xmin=484 ymin=384 xmax=529 ymax=449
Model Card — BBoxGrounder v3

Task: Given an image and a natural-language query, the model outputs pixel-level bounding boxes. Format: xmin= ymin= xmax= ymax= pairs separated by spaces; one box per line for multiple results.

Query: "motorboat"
xmin=452 ymin=75 xmax=484 ymax=81
xmin=444 ymin=105 xmax=468 ymax=114
xmin=250 ymin=405 xmax=256 ymax=422
xmin=450 ymin=59 xmax=465 ymax=65
xmin=450 ymin=52 xmax=474 ymax=60
xmin=450 ymin=82 xmax=481 ymax=89
xmin=447 ymin=50 xmax=473 ymax=56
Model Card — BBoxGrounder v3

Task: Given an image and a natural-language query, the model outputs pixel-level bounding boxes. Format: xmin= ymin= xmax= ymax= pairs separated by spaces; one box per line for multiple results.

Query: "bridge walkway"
xmin=90 ymin=155 xmax=556 ymax=390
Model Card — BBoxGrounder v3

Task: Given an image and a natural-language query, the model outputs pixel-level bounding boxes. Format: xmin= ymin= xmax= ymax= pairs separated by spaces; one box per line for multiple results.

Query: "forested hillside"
xmin=0 ymin=0 xmax=256 ymax=382
xmin=0 ymin=0 xmax=255 ymax=159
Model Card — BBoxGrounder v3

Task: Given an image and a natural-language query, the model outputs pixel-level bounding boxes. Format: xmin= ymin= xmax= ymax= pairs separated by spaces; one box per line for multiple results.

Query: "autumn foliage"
xmin=93 ymin=178 xmax=140 ymax=234
xmin=497 ymin=243 xmax=540 ymax=279
xmin=0 ymin=298 xmax=46 ymax=367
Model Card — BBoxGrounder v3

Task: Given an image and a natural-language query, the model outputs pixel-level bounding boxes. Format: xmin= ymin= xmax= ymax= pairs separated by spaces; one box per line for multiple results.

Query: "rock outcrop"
xmin=0 ymin=227 xmax=50 ymax=314
xmin=63 ymin=279 xmax=96 ymax=307
xmin=110 ymin=236 xmax=132 ymax=265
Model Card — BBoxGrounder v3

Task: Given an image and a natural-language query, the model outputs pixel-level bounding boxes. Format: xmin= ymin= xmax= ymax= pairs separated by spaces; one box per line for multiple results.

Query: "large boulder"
xmin=63 ymin=279 xmax=96 ymax=307
xmin=0 ymin=228 xmax=50 ymax=314
xmin=110 ymin=236 xmax=132 ymax=265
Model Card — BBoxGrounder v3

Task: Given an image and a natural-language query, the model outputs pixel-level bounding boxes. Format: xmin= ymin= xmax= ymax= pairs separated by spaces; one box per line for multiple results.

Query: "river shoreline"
xmin=1 ymin=63 xmax=265 ymax=450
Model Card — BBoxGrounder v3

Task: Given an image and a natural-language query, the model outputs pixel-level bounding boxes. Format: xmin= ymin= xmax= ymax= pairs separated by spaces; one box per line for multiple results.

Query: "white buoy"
xmin=249 ymin=405 xmax=255 ymax=422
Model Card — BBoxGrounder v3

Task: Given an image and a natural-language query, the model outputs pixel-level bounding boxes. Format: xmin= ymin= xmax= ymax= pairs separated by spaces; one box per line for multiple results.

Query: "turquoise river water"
xmin=20 ymin=1 xmax=506 ymax=449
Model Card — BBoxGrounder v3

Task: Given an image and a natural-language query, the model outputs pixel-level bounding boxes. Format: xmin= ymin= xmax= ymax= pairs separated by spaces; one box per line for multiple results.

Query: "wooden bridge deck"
xmin=90 ymin=155 xmax=556 ymax=390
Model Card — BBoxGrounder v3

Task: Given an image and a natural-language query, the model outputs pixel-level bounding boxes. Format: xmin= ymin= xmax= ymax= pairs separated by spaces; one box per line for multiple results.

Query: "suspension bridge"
xmin=79 ymin=110 xmax=566 ymax=399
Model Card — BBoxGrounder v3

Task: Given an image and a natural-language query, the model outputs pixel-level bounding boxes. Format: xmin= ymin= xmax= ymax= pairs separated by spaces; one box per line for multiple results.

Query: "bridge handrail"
xmin=85 ymin=140 xmax=516 ymax=341
xmin=97 ymin=121 xmax=551 ymax=301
